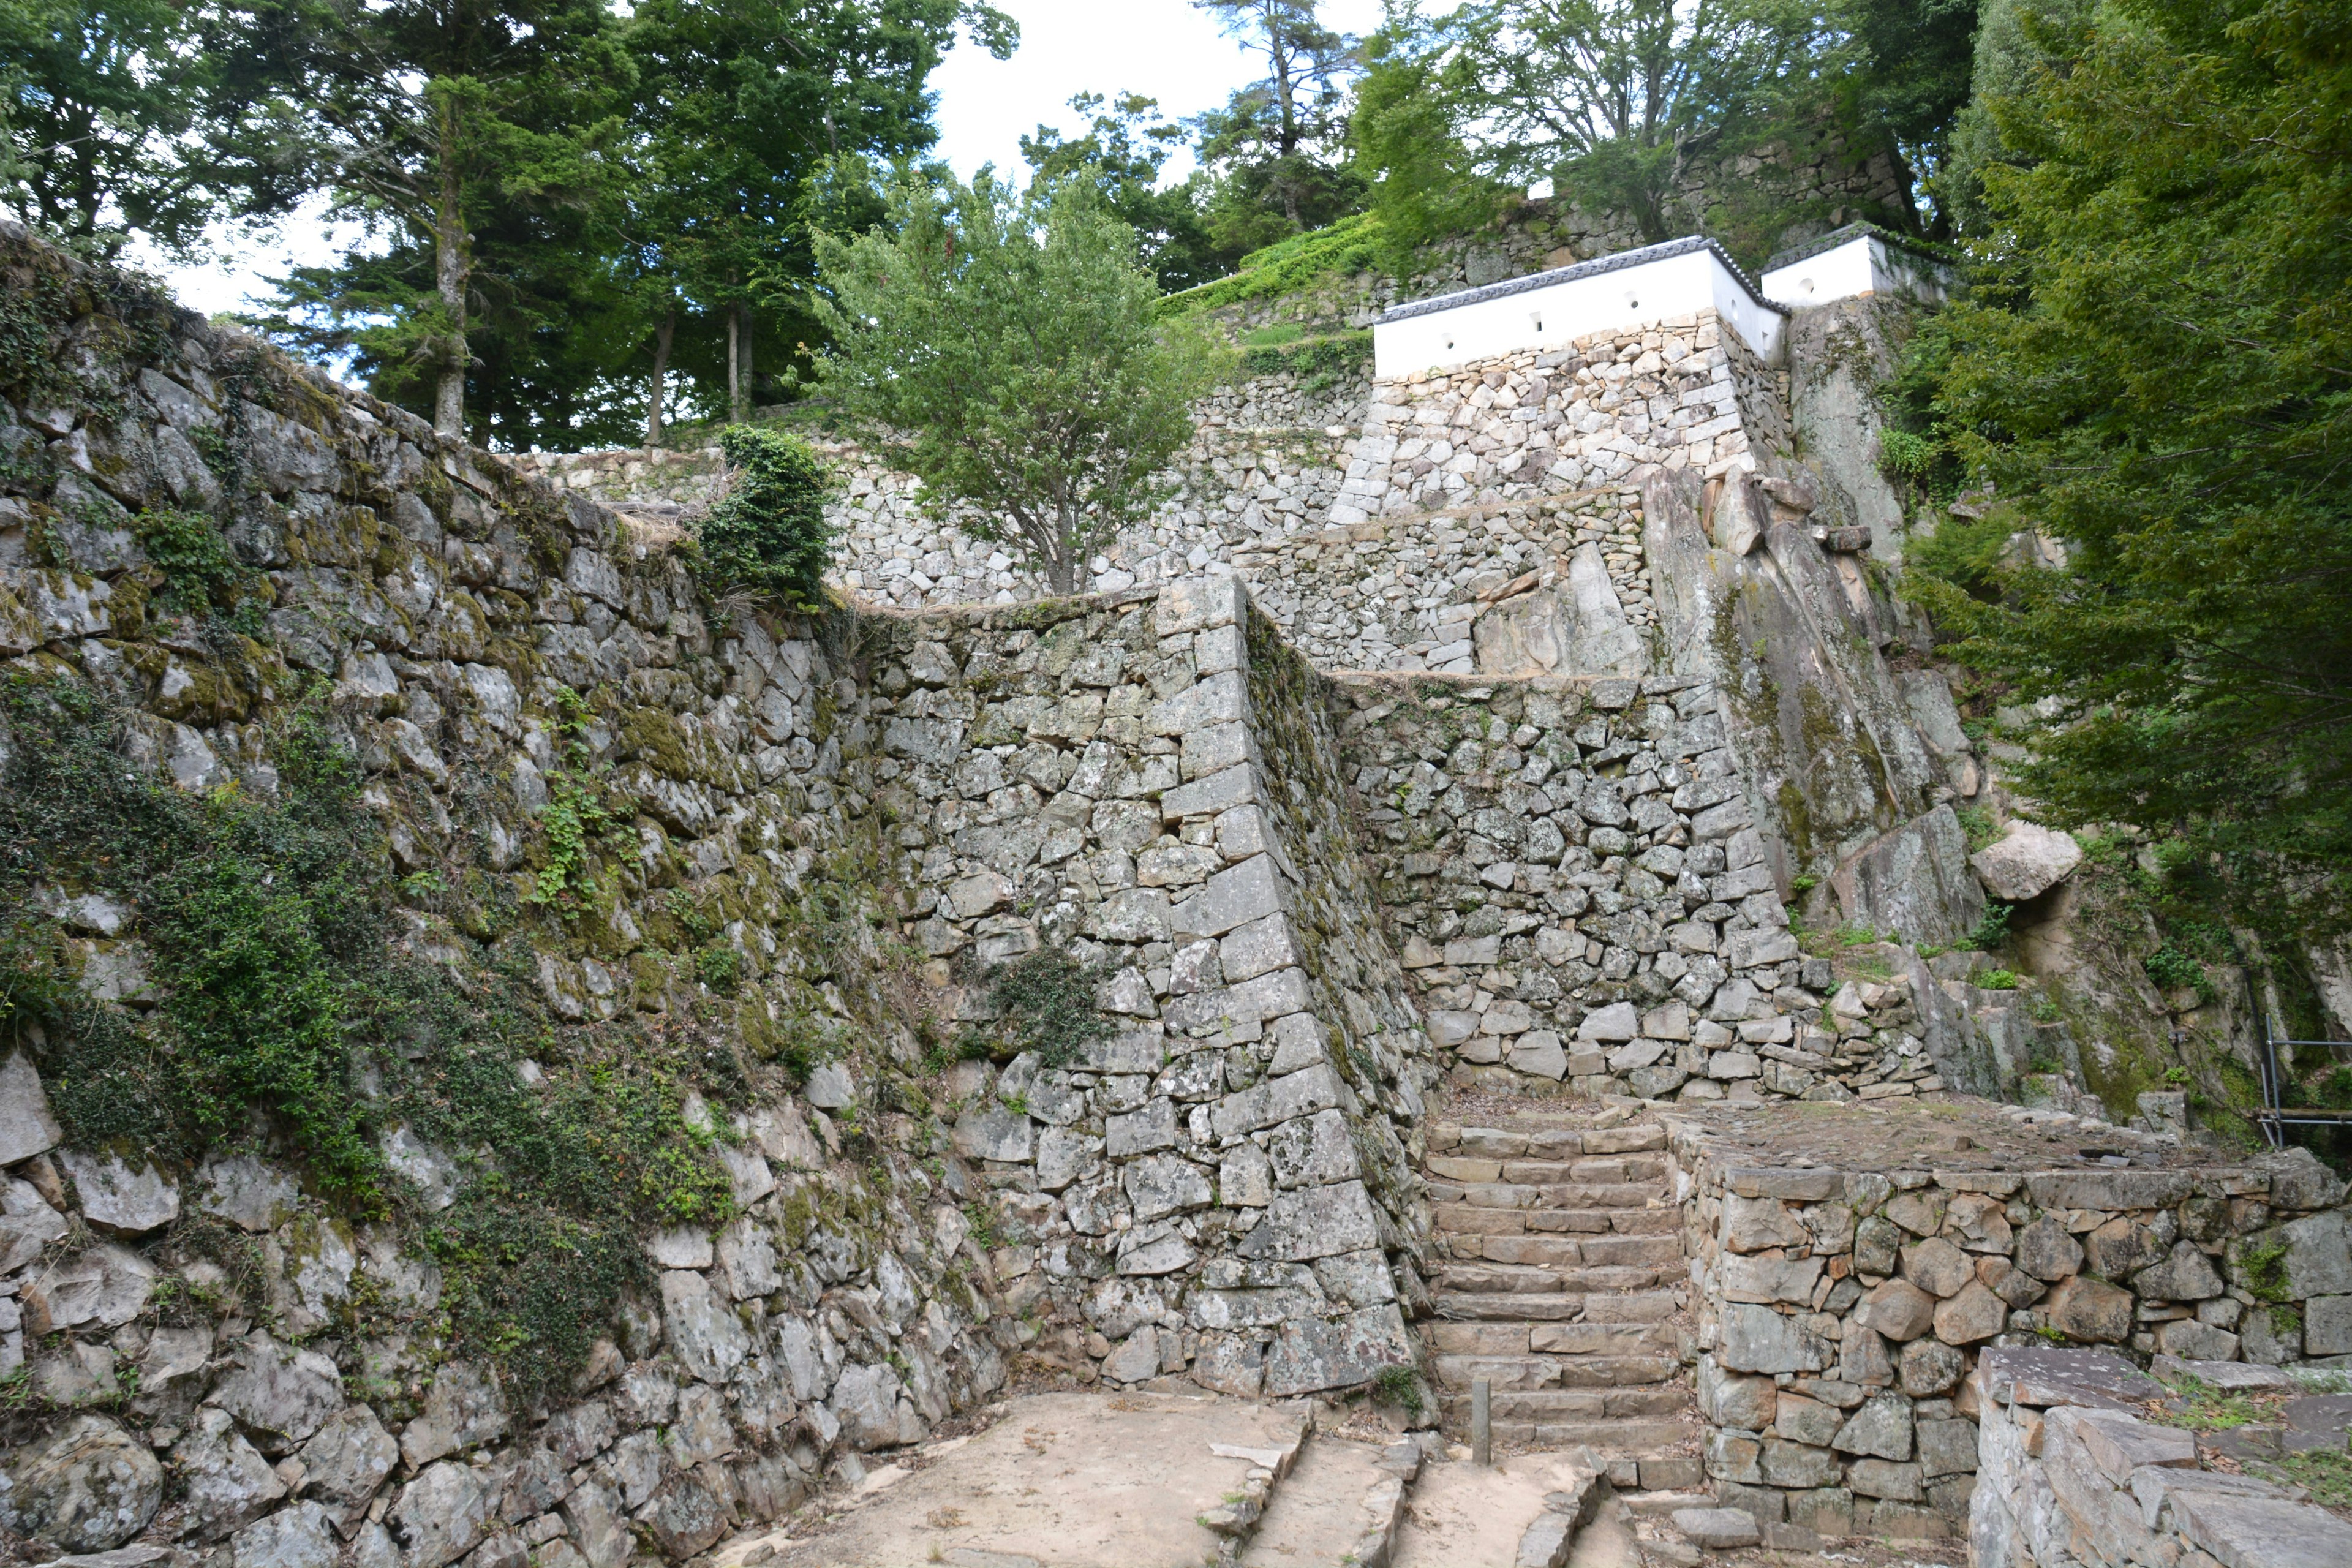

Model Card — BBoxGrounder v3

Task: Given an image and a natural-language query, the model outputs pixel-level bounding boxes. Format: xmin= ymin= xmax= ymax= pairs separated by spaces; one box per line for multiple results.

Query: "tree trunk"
xmin=736 ymin=301 xmax=754 ymax=423
xmin=646 ymin=309 xmax=675 ymax=446
xmin=432 ymin=115 xmax=469 ymax=440
xmin=726 ymin=306 xmax=741 ymax=425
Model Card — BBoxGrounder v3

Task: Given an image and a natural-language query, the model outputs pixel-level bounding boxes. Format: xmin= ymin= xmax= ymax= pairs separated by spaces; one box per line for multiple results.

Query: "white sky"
xmin=139 ymin=0 xmax=1387 ymax=320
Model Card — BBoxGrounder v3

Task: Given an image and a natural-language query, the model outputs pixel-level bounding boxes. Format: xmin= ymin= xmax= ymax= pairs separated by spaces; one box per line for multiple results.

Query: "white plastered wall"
xmin=1761 ymin=234 xmax=1953 ymax=310
xmin=1374 ymin=244 xmax=1787 ymax=379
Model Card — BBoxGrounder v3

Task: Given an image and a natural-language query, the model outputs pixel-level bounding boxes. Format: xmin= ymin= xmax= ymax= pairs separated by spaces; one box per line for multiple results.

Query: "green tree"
xmin=213 ymin=0 xmax=633 ymax=438
xmin=622 ymin=0 xmax=1017 ymax=434
xmin=1354 ymin=1 xmax=1862 ymax=247
xmin=1908 ymin=0 xmax=2352 ymax=908
xmin=1838 ymin=0 xmax=1981 ymax=236
xmin=0 ymin=0 xmax=227 ymax=251
xmin=1940 ymin=0 xmax=2095 ymax=236
xmin=1022 ymin=91 xmax=1232 ymax=292
xmin=813 ymin=173 xmax=1230 ymax=594
xmin=1190 ymin=0 xmax=1365 ymax=252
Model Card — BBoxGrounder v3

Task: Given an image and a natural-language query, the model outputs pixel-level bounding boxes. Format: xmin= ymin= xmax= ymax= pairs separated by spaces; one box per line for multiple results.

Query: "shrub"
xmin=987 ymin=948 xmax=1110 ymax=1068
xmin=696 ymin=426 xmax=835 ymax=609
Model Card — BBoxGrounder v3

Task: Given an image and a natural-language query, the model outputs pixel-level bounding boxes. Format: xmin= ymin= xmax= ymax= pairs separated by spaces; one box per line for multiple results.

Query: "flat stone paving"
xmin=1662 ymin=1095 xmax=2223 ymax=1174
xmin=744 ymin=1391 xmax=1309 ymax=1568
xmin=1393 ymin=1451 xmax=1622 ymax=1568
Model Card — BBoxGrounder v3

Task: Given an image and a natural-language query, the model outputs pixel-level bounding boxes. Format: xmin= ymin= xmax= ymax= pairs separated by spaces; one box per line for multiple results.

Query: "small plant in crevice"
xmin=982 ymin=948 xmax=1110 ymax=1069
xmin=1954 ymin=805 xmax=2005 ymax=856
xmin=2144 ymin=946 xmax=2217 ymax=1003
xmin=1978 ymin=968 xmax=2022 ymax=990
xmin=1372 ymin=1363 xmax=1425 ymax=1415
xmin=1966 ymin=902 xmax=2014 ymax=952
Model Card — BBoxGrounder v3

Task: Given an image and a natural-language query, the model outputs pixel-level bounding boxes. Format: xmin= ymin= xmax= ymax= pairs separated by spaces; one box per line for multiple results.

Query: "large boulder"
xmin=0 ymin=1414 xmax=164 ymax=1550
xmin=1970 ymin=821 xmax=2082 ymax=903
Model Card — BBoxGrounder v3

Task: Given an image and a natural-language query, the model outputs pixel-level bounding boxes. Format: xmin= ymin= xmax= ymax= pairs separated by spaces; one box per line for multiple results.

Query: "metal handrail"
xmin=2250 ymin=973 xmax=2352 ymax=1147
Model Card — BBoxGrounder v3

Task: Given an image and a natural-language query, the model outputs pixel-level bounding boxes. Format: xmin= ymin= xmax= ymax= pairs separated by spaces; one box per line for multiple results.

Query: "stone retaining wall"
xmin=1664 ymin=1107 xmax=2352 ymax=1542
xmin=1972 ymin=1346 xmax=2352 ymax=1568
xmin=1330 ymin=674 xmax=1820 ymax=1100
xmin=0 ymin=227 xmax=1436 ymax=1568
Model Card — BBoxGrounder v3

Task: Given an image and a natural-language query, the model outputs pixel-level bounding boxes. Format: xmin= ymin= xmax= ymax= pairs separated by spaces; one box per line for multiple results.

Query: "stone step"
xmin=1434 ymin=1125 xmax=1668 ymax=1157
xmin=1420 ymin=1297 xmax=1684 ymax=1363
xmin=1434 ymin=1182 xmax=1669 ymax=1212
xmin=1432 ymin=1204 xmax=1678 ymax=1237
xmin=1431 ymin=1291 xmax=1585 ymax=1321
xmin=1427 ymin=1156 xmax=1669 ymax=1185
xmin=1438 ymin=1414 xmax=1694 ymax=1455
xmin=1432 ymin=1264 xmax=1672 ymax=1298
xmin=1436 ymin=1384 xmax=1691 ymax=1419
xmin=1430 ymin=1356 xmax=1689 ymax=1402
xmin=1438 ymin=1232 xmax=1686 ymax=1270
xmin=1620 ymin=1491 xmax=1717 ymax=1518
xmin=1431 ymin=1351 xmax=1683 ymax=1389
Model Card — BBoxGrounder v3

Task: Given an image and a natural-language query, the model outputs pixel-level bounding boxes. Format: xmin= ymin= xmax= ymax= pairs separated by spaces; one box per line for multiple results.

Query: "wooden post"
xmin=1472 ymin=1378 xmax=1492 ymax=1466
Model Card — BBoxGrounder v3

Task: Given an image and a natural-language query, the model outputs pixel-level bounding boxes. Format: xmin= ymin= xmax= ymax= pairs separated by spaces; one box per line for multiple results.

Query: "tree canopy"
xmin=1904 ymin=0 xmax=2352 ymax=909
xmin=812 ymin=173 xmax=1228 ymax=593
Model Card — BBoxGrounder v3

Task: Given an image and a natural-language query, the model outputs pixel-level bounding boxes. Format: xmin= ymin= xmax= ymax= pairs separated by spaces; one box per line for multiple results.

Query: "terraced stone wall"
xmin=1665 ymin=1107 xmax=2352 ymax=1542
xmin=0 ymin=228 xmax=1439 ymax=1568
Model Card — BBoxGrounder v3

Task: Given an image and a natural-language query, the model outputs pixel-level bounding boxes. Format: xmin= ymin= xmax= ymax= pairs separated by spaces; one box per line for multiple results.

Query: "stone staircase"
xmin=1420 ymin=1113 xmax=1697 ymax=1460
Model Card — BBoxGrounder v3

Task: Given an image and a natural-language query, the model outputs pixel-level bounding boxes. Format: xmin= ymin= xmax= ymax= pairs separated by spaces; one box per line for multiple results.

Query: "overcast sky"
xmin=138 ymin=0 xmax=1388 ymax=320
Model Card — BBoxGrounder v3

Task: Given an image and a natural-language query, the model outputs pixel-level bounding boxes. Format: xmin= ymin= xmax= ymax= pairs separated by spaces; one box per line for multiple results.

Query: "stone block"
xmin=2024 ymin=1170 xmax=2193 ymax=1212
xmin=1237 ymin=1180 xmax=1383 ymax=1263
xmin=2043 ymin=1276 xmax=2135 ymax=1344
xmin=1717 ymin=1303 xmax=1826 ymax=1374
xmin=1671 ymin=1509 xmax=1758 ymax=1550
xmin=1899 ymin=1339 xmax=1966 ymax=1398
xmin=1727 ymin=1168 xmax=1839 ymax=1201
xmin=1577 ymin=1002 xmax=1640 ymax=1041
xmin=2277 ymin=1211 xmax=2352 ymax=1298
xmin=1172 ymin=855 xmax=1287 ymax=940
xmin=1721 ymin=1255 xmax=1822 ymax=1305
xmin=1833 ymin=1393 xmax=1913 ymax=1461
xmin=1861 ymin=1278 xmax=1936 ymax=1343
xmin=2015 ymin=1216 xmax=2084 ymax=1282
xmin=1705 ymin=1365 xmax=1779 ymax=1430
xmin=1902 ymin=1237 xmax=1973 ymax=1298
xmin=1969 ymin=822 xmax=2082 ymax=903
xmin=1847 ymin=1459 xmax=1923 ymax=1502
xmin=2302 ymin=1295 xmax=2352 ymax=1357
xmin=0 ymin=1049 xmax=61 ymax=1166
xmin=1724 ymin=1194 xmax=1810 ymax=1253
xmin=1262 ymin=1303 xmax=1414 ymax=1396
xmin=1156 ymin=575 xmax=1248 ymax=635
xmin=1916 ymin=1419 xmax=1978 ymax=1482
xmin=1106 ymin=1096 xmax=1179 ymax=1157
xmin=1786 ymin=1488 xmax=1854 ymax=1537
xmin=1932 ymin=1281 xmax=2007 ymax=1345
xmin=1761 ymin=1437 xmax=1841 ymax=1489
xmin=2166 ymin=1484 xmax=2352 ymax=1568
xmin=1774 ymin=1393 xmax=1844 ymax=1448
